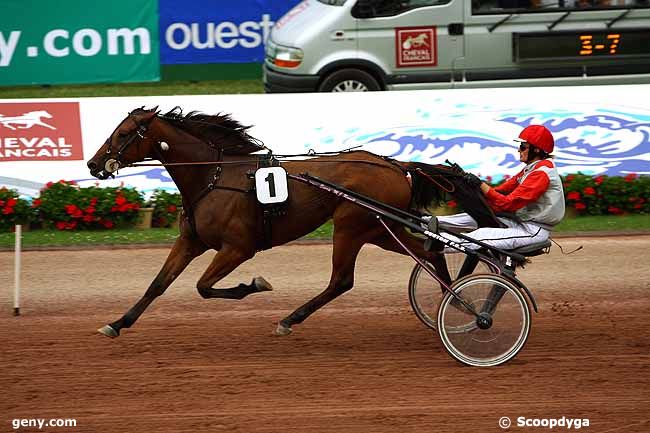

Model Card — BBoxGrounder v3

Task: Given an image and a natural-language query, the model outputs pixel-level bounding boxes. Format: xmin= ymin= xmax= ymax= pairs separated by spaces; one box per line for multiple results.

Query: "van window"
xmin=352 ymin=0 xmax=452 ymax=18
xmin=473 ymin=0 xmax=648 ymax=14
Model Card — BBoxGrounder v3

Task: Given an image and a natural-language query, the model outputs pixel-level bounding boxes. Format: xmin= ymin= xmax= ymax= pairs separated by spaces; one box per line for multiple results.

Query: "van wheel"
xmin=318 ymin=69 xmax=381 ymax=92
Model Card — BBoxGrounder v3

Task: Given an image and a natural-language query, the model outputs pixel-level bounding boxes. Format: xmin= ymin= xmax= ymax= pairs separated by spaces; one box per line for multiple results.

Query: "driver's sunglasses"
xmin=518 ymin=142 xmax=530 ymax=152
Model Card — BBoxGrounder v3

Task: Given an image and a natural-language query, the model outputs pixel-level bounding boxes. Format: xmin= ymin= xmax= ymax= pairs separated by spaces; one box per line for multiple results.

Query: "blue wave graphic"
xmin=349 ymin=109 xmax=650 ymax=177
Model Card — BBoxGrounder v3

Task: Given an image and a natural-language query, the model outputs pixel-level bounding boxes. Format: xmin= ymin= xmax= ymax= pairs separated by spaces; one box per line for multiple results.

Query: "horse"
xmin=0 ymin=110 xmax=55 ymax=130
xmin=87 ymin=107 xmax=500 ymax=338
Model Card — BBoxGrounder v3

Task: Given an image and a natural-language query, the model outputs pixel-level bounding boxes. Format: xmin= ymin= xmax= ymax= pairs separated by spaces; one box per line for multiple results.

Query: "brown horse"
xmin=87 ymin=107 xmax=498 ymax=338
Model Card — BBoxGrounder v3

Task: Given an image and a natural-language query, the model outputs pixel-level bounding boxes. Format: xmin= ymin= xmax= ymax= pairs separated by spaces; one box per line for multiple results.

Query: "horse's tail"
xmin=401 ymin=161 xmax=447 ymax=210
xmin=402 ymin=161 xmax=502 ymax=227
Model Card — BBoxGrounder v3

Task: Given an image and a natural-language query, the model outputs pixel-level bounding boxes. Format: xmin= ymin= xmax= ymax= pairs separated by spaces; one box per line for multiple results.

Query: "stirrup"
xmin=423 ymin=216 xmax=442 ymax=252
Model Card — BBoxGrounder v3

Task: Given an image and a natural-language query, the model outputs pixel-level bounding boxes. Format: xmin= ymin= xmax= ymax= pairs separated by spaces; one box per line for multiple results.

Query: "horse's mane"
xmin=158 ymin=106 xmax=267 ymax=155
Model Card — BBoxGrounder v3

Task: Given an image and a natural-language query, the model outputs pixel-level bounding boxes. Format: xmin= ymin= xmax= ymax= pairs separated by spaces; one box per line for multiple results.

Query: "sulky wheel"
xmin=408 ymin=255 xmax=494 ymax=330
xmin=437 ymin=274 xmax=531 ymax=367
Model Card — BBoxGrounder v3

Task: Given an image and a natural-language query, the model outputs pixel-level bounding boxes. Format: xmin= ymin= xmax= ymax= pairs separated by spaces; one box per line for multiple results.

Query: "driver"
xmin=430 ymin=124 xmax=565 ymax=252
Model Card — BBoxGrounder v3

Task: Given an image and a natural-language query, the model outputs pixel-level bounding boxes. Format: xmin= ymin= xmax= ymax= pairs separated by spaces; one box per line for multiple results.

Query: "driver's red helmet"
xmin=514 ymin=125 xmax=554 ymax=153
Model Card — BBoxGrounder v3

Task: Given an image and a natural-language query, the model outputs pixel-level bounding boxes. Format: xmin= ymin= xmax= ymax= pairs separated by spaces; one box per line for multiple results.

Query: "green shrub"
xmin=36 ymin=180 xmax=144 ymax=230
xmin=563 ymin=173 xmax=649 ymax=216
xmin=0 ymin=187 xmax=35 ymax=231
xmin=147 ymin=189 xmax=182 ymax=228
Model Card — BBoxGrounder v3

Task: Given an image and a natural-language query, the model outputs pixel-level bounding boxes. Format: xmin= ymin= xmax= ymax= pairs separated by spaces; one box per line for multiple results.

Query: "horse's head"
xmin=87 ymin=107 xmax=160 ymax=179
xmin=32 ymin=110 xmax=53 ymax=118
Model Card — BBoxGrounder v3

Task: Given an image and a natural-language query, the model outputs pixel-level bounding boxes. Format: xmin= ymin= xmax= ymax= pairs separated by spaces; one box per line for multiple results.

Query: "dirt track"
xmin=1 ymin=236 xmax=649 ymax=433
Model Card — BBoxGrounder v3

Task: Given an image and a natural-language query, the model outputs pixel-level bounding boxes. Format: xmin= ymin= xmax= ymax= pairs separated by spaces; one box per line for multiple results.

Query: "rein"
xmin=125 ymin=157 xmax=403 ymax=170
xmin=413 ymin=167 xmax=457 ymax=193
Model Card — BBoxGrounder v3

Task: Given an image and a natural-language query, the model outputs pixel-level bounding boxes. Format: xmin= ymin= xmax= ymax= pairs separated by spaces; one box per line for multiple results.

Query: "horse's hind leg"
xmin=196 ymin=246 xmax=272 ymax=300
xmin=98 ymin=236 xmax=206 ymax=338
xmin=276 ymin=232 xmax=366 ymax=336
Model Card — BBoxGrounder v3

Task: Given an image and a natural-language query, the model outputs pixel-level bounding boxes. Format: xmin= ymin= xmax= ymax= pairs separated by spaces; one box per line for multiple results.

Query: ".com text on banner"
xmin=0 ymin=0 xmax=159 ymax=86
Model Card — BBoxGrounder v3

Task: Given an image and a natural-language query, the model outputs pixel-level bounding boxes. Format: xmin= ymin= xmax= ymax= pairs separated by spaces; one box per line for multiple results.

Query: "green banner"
xmin=0 ymin=0 xmax=159 ymax=86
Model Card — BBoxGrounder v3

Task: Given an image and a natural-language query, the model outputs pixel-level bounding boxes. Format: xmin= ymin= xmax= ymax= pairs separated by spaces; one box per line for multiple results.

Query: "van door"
xmin=353 ymin=0 xmax=465 ymax=89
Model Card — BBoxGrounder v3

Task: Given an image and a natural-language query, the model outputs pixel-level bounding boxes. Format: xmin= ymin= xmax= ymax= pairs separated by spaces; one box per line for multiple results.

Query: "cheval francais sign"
xmin=395 ymin=26 xmax=437 ymax=68
xmin=0 ymin=102 xmax=83 ymax=161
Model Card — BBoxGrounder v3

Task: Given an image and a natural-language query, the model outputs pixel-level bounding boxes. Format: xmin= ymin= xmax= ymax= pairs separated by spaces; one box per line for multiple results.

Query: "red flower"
xmin=31 ymin=199 xmax=42 ymax=208
xmin=608 ymin=206 xmax=622 ymax=215
xmin=6 ymin=198 xmax=17 ymax=207
xmin=566 ymin=174 xmax=575 ymax=182
xmin=83 ymin=214 xmax=95 ymax=222
xmin=46 ymin=181 xmax=54 ymax=188
xmin=115 ymin=195 xmax=127 ymax=206
xmin=90 ymin=198 xmax=98 ymax=206
xmin=56 ymin=221 xmax=67 ymax=230
xmin=583 ymin=187 xmax=596 ymax=196
xmin=634 ymin=204 xmax=642 ymax=209
xmin=167 ymin=205 xmax=177 ymax=213
xmin=102 ymin=220 xmax=114 ymax=229
xmin=567 ymin=191 xmax=581 ymax=201
xmin=447 ymin=200 xmax=457 ymax=209
xmin=574 ymin=202 xmax=586 ymax=211
xmin=65 ymin=204 xmax=83 ymax=218
xmin=594 ymin=175 xmax=604 ymax=185
xmin=624 ymin=173 xmax=637 ymax=182
xmin=2 ymin=206 xmax=14 ymax=215
xmin=0 ymin=199 xmax=4 ymax=207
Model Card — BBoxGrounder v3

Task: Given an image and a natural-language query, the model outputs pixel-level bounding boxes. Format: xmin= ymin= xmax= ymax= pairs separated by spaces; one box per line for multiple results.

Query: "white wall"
xmin=1 ymin=85 xmax=649 ymax=197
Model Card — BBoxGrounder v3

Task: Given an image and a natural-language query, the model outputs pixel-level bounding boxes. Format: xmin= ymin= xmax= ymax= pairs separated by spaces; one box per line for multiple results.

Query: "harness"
xmin=101 ymin=111 xmax=412 ymax=251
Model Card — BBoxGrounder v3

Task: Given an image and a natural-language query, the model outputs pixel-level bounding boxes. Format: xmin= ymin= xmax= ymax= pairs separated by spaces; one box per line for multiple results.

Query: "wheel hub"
xmin=476 ymin=312 xmax=493 ymax=330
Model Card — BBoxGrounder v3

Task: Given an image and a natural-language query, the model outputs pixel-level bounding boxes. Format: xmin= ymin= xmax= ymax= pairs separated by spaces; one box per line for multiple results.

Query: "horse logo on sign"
xmin=0 ymin=110 xmax=56 ymax=130
xmin=402 ymin=33 xmax=429 ymax=50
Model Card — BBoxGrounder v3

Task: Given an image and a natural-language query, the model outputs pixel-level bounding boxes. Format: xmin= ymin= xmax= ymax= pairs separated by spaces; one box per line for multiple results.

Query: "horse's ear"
xmin=141 ymin=107 xmax=158 ymax=121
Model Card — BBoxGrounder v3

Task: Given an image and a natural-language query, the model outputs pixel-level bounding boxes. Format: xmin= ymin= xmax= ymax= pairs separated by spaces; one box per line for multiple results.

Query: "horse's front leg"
xmin=196 ymin=246 xmax=272 ymax=300
xmin=98 ymin=236 xmax=206 ymax=338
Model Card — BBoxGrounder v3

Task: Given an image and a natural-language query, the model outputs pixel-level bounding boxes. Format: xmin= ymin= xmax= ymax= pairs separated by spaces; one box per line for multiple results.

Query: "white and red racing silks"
xmin=485 ymin=159 xmax=565 ymax=229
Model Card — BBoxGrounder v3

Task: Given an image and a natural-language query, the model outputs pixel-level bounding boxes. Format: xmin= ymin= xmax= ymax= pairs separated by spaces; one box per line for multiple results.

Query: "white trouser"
xmin=435 ymin=213 xmax=550 ymax=253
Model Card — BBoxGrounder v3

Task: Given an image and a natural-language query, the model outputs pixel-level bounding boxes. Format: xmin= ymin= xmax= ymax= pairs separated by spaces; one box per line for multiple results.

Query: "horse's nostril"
xmin=87 ymin=161 xmax=97 ymax=170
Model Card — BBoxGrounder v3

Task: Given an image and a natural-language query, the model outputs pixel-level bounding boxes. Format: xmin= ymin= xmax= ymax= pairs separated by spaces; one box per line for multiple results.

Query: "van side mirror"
xmin=352 ymin=0 xmax=377 ymax=18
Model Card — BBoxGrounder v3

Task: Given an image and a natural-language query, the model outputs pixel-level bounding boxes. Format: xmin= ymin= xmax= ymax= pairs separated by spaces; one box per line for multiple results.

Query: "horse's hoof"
xmin=274 ymin=322 xmax=292 ymax=336
xmin=254 ymin=276 xmax=273 ymax=292
xmin=98 ymin=325 xmax=119 ymax=338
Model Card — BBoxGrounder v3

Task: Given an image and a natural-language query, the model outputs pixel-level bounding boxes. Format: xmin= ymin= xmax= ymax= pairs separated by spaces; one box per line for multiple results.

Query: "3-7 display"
xmin=514 ymin=29 xmax=650 ymax=61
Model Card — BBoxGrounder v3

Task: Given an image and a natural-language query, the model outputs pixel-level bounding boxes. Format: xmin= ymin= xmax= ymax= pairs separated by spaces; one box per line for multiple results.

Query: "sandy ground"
xmin=1 ymin=236 xmax=649 ymax=433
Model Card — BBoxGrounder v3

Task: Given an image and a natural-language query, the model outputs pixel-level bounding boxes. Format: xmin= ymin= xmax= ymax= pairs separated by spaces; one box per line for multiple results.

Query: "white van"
xmin=263 ymin=0 xmax=650 ymax=92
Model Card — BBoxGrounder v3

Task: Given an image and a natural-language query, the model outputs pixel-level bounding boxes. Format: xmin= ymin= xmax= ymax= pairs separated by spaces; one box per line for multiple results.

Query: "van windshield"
xmin=317 ymin=0 xmax=348 ymax=5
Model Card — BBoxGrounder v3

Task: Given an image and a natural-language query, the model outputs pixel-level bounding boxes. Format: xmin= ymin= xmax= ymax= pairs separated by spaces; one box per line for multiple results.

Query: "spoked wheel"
xmin=408 ymin=255 xmax=494 ymax=330
xmin=437 ymin=274 xmax=531 ymax=367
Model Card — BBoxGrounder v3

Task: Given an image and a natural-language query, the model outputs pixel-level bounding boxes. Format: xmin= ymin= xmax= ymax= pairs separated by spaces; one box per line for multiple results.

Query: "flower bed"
xmin=35 ymin=180 xmax=144 ymax=230
xmin=0 ymin=187 xmax=34 ymax=231
xmin=1 ymin=174 xmax=648 ymax=231
xmin=444 ymin=173 xmax=649 ymax=217
xmin=147 ymin=189 xmax=182 ymax=228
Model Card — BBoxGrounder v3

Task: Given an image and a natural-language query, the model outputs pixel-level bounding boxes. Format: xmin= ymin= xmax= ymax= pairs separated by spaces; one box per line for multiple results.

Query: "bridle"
xmin=103 ymin=113 xmax=154 ymax=175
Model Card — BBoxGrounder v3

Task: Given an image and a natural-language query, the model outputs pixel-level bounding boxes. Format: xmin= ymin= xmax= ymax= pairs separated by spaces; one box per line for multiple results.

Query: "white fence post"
xmin=14 ymin=224 xmax=21 ymax=316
